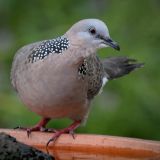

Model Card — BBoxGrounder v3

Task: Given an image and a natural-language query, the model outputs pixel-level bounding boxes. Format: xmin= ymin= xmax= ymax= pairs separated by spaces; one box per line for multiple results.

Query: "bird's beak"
xmin=103 ymin=37 xmax=120 ymax=51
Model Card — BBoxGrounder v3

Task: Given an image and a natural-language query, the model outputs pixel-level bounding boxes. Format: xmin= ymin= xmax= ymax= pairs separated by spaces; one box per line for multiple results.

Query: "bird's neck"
xmin=64 ymin=33 xmax=97 ymax=53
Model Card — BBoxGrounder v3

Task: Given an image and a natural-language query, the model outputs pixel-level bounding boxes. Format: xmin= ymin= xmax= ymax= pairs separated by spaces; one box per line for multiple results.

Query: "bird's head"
xmin=65 ymin=19 xmax=120 ymax=51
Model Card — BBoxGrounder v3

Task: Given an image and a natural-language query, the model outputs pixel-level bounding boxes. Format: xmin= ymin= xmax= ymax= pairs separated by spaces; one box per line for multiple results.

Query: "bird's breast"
xmin=17 ymin=53 xmax=89 ymax=119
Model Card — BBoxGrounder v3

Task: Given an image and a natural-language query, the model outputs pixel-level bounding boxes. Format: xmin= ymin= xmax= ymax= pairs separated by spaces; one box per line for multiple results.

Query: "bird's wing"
xmin=10 ymin=42 xmax=41 ymax=91
xmin=78 ymin=54 xmax=105 ymax=99
xmin=11 ymin=36 xmax=69 ymax=91
xmin=102 ymin=56 xmax=144 ymax=80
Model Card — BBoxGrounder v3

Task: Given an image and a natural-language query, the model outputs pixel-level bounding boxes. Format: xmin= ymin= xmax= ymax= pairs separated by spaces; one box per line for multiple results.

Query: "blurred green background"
xmin=0 ymin=0 xmax=160 ymax=141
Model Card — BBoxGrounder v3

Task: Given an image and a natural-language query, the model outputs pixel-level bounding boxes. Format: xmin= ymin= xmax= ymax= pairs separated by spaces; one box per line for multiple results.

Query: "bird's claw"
xmin=46 ymin=133 xmax=59 ymax=147
xmin=42 ymin=128 xmax=57 ymax=133
xmin=69 ymin=130 xmax=75 ymax=139
xmin=14 ymin=126 xmax=27 ymax=130
xmin=46 ymin=129 xmax=75 ymax=148
xmin=14 ymin=125 xmax=57 ymax=138
xmin=27 ymin=129 xmax=31 ymax=138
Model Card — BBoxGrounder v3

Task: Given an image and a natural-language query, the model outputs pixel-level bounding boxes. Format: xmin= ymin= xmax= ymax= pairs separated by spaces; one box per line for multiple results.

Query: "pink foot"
xmin=46 ymin=120 xmax=81 ymax=147
xmin=15 ymin=117 xmax=51 ymax=137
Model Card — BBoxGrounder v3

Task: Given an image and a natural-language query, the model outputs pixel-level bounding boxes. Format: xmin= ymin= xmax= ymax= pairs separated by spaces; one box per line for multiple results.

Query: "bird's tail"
xmin=102 ymin=56 xmax=144 ymax=80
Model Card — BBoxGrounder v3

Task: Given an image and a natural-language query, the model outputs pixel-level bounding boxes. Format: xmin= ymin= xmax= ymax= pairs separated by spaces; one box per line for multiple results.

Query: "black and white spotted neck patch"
xmin=78 ymin=59 xmax=88 ymax=78
xmin=28 ymin=36 xmax=69 ymax=63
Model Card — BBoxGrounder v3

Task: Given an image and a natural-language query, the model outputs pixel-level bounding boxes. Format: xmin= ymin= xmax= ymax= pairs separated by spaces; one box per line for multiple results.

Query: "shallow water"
xmin=38 ymin=147 xmax=159 ymax=160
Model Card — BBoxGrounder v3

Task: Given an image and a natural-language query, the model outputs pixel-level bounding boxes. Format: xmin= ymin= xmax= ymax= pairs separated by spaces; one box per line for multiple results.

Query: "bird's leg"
xmin=26 ymin=117 xmax=51 ymax=137
xmin=46 ymin=120 xmax=81 ymax=147
xmin=14 ymin=117 xmax=51 ymax=137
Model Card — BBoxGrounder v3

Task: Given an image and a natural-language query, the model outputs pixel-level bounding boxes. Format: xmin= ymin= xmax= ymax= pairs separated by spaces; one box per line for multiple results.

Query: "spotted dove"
xmin=11 ymin=19 xmax=143 ymax=146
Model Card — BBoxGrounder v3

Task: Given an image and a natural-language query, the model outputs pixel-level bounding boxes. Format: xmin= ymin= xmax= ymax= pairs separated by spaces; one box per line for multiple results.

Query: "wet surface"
xmin=38 ymin=147 xmax=160 ymax=160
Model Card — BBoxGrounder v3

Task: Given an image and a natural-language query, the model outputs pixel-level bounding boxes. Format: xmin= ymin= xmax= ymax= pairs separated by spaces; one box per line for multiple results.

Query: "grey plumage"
xmin=10 ymin=19 xmax=143 ymax=144
xmin=102 ymin=56 xmax=144 ymax=80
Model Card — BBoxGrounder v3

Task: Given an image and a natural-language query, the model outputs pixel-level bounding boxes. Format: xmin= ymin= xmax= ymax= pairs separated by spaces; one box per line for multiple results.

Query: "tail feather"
xmin=102 ymin=56 xmax=144 ymax=80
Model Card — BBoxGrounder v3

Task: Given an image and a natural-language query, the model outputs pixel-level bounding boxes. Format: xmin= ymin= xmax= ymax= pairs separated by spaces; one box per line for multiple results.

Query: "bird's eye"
xmin=89 ymin=27 xmax=96 ymax=35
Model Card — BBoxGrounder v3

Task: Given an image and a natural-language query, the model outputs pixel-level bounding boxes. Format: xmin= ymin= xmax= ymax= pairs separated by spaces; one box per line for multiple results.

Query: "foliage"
xmin=0 ymin=0 xmax=160 ymax=140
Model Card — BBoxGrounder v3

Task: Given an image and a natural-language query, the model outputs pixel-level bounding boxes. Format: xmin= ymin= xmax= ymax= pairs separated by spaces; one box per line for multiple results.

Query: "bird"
xmin=11 ymin=19 xmax=143 ymax=146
